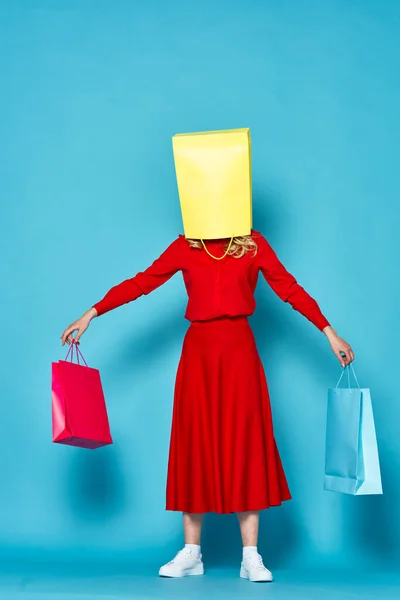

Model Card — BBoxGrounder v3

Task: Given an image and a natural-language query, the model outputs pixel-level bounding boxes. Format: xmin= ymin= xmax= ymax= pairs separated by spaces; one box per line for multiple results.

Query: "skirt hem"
xmin=165 ymin=495 xmax=292 ymax=514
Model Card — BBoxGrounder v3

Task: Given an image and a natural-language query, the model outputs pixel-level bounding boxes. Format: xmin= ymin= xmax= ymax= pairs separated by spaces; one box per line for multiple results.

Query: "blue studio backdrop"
xmin=1 ymin=0 xmax=399 ymax=572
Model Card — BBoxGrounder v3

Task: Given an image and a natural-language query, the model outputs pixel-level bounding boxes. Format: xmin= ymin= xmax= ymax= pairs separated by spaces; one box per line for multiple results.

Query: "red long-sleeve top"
xmin=93 ymin=230 xmax=330 ymax=331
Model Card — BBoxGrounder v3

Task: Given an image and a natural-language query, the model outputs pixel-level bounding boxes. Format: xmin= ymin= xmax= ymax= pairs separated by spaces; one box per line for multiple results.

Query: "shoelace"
xmin=167 ymin=548 xmax=194 ymax=564
xmin=245 ymin=553 xmax=269 ymax=571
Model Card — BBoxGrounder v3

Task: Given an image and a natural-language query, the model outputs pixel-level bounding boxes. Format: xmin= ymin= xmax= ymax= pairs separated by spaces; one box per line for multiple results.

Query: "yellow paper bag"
xmin=172 ymin=128 xmax=252 ymax=240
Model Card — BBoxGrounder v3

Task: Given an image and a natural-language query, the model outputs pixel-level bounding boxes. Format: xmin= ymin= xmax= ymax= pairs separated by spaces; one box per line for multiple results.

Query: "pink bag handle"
xmin=64 ymin=343 xmax=74 ymax=362
xmin=75 ymin=342 xmax=88 ymax=367
xmin=64 ymin=340 xmax=88 ymax=367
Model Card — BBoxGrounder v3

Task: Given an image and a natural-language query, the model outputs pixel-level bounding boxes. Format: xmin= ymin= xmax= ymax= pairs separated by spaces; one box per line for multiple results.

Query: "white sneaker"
xmin=240 ymin=553 xmax=273 ymax=582
xmin=159 ymin=547 xmax=204 ymax=578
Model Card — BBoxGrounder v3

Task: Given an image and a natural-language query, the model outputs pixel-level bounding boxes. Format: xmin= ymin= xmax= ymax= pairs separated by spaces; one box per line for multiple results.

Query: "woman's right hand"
xmin=61 ymin=308 xmax=97 ymax=346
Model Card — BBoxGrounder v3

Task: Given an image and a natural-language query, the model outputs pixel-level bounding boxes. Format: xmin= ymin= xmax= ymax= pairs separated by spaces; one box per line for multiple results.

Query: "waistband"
xmin=189 ymin=315 xmax=250 ymax=330
xmin=186 ymin=316 xmax=254 ymax=344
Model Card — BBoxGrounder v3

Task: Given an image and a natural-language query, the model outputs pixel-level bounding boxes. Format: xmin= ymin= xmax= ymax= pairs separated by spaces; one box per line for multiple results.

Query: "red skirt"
xmin=165 ymin=316 xmax=291 ymax=514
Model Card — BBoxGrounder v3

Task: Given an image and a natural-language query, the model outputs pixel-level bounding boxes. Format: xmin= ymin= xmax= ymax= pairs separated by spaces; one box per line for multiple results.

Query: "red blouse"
xmin=93 ymin=230 xmax=330 ymax=331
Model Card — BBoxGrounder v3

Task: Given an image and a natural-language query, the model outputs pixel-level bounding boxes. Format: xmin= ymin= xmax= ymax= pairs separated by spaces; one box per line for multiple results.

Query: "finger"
xmin=62 ymin=327 xmax=73 ymax=345
xmin=344 ymin=347 xmax=353 ymax=364
xmin=66 ymin=326 xmax=77 ymax=343
xmin=342 ymin=352 xmax=351 ymax=366
xmin=335 ymin=351 xmax=345 ymax=366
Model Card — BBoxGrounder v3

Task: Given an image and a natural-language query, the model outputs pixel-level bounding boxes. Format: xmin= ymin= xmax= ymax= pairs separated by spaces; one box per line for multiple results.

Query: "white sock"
xmin=185 ymin=543 xmax=201 ymax=557
xmin=243 ymin=545 xmax=258 ymax=559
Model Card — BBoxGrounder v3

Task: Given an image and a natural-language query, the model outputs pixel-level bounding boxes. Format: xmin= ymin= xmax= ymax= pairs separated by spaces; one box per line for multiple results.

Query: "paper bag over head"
xmin=172 ymin=128 xmax=252 ymax=240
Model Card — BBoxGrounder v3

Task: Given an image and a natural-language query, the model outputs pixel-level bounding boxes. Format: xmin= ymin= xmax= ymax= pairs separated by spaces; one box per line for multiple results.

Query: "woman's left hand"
xmin=323 ymin=326 xmax=354 ymax=367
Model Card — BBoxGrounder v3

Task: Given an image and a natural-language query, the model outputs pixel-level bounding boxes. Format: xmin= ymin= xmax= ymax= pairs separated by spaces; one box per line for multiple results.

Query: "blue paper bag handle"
xmin=335 ymin=363 xmax=360 ymax=389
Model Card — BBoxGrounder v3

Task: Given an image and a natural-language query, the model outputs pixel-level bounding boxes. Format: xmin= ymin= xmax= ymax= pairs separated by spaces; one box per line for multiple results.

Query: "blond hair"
xmin=186 ymin=234 xmax=258 ymax=258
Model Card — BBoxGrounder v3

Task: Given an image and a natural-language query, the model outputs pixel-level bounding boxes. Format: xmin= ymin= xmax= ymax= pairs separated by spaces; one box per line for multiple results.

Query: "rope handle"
xmin=335 ymin=362 xmax=360 ymax=389
xmin=64 ymin=340 xmax=88 ymax=367
xmin=201 ymin=236 xmax=234 ymax=261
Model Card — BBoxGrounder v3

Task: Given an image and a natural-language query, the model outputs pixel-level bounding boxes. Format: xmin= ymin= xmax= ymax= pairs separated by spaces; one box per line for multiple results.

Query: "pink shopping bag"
xmin=52 ymin=342 xmax=113 ymax=449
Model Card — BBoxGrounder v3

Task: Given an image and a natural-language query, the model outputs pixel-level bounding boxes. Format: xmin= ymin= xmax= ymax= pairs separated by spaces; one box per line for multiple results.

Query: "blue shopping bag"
xmin=324 ymin=364 xmax=383 ymax=495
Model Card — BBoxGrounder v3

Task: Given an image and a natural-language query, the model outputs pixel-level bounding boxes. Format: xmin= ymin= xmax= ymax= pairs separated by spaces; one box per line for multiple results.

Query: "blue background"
xmin=1 ymin=0 xmax=399 ymax=575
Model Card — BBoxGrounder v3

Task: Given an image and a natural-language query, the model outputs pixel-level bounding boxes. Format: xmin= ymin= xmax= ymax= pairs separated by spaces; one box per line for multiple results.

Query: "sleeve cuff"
xmin=92 ymin=301 xmax=106 ymax=317
xmin=315 ymin=316 xmax=331 ymax=332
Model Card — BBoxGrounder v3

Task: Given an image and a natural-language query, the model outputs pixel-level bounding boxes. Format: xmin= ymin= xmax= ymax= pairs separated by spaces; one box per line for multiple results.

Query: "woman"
xmin=61 ymin=230 xmax=354 ymax=582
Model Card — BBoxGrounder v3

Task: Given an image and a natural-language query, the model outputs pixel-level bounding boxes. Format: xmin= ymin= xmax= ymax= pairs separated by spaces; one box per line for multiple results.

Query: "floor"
xmin=0 ymin=564 xmax=399 ymax=600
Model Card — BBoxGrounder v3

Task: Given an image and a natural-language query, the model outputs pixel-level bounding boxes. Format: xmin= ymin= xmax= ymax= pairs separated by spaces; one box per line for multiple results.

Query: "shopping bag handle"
xmin=335 ymin=362 xmax=360 ymax=389
xmin=201 ymin=236 xmax=234 ymax=260
xmin=64 ymin=340 xmax=88 ymax=367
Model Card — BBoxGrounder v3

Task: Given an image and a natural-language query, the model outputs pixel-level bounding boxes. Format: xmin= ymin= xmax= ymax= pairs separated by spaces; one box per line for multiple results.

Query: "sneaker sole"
xmin=240 ymin=566 xmax=273 ymax=582
xmin=159 ymin=564 xmax=205 ymax=578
